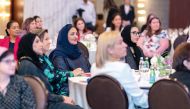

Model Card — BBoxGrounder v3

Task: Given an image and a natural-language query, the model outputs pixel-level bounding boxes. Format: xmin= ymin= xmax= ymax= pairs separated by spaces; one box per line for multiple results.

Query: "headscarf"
xmin=49 ymin=24 xmax=81 ymax=60
xmin=17 ymin=33 xmax=40 ymax=63
xmin=121 ymin=25 xmax=136 ymax=47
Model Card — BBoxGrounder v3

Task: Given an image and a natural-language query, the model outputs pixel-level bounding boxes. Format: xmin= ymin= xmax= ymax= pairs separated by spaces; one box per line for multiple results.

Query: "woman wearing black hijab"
xmin=121 ymin=25 xmax=144 ymax=69
xmin=49 ymin=24 xmax=90 ymax=73
xmin=17 ymin=33 xmax=83 ymax=109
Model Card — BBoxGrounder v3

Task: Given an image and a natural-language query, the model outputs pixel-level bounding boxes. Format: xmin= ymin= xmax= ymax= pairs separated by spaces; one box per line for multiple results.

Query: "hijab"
xmin=17 ymin=33 xmax=40 ymax=63
xmin=121 ymin=25 xmax=136 ymax=47
xmin=49 ymin=24 xmax=81 ymax=60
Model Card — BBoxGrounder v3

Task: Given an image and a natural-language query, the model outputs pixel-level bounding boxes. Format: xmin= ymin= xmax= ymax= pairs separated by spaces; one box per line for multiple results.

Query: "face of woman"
xmin=76 ymin=20 xmax=85 ymax=31
xmin=42 ymin=32 xmax=51 ymax=53
xmin=109 ymin=35 xmax=127 ymax=59
xmin=29 ymin=20 xmax=36 ymax=32
xmin=130 ymin=27 xmax=140 ymax=43
xmin=35 ymin=18 xmax=43 ymax=29
xmin=68 ymin=27 xmax=78 ymax=45
xmin=33 ymin=36 xmax=43 ymax=55
xmin=150 ymin=18 xmax=160 ymax=32
xmin=0 ymin=54 xmax=16 ymax=76
xmin=8 ymin=22 xmax=20 ymax=37
xmin=124 ymin=0 xmax=130 ymax=5
xmin=112 ymin=15 xmax=122 ymax=29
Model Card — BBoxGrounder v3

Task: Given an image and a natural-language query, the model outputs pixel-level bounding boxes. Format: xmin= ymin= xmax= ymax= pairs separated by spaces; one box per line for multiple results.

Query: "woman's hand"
xmin=72 ymin=68 xmax=84 ymax=76
xmin=63 ymin=96 xmax=75 ymax=105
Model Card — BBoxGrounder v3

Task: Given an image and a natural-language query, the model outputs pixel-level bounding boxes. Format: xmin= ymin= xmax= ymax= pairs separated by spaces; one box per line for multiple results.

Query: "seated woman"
xmin=21 ymin=17 xmax=36 ymax=36
xmin=17 ymin=33 xmax=83 ymax=109
xmin=137 ymin=17 xmax=169 ymax=58
xmin=106 ymin=13 xmax=123 ymax=32
xmin=91 ymin=31 xmax=148 ymax=109
xmin=34 ymin=29 xmax=82 ymax=96
xmin=49 ymin=24 xmax=91 ymax=73
xmin=121 ymin=25 xmax=143 ymax=69
xmin=0 ymin=47 xmax=36 ymax=109
xmin=170 ymin=43 xmax=190 ymax=90
xmin=0 ymin=21 xmax=21 ymax=60
xmin=74 ymin=17 xmax=92 ymax=41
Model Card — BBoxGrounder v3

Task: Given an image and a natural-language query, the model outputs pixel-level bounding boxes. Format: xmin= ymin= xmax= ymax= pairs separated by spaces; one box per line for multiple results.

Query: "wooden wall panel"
xmin=169 ymin=0 xmax=190 ymax=28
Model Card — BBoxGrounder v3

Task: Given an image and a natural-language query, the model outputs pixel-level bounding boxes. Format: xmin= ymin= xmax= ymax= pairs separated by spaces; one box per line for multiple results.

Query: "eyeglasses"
xmin=1 ymin=59 xmax=16 ymax=64
xmin=131 ymin=31 xmax=140 ymax=36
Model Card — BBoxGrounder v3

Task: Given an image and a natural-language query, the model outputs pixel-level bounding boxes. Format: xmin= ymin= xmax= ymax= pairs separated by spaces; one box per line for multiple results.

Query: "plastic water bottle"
xmin=149 ymin=66 xmax=155 ymax=84
xmin=144 ymin=57 xmax=150 ymax=72
xmin=139 ymin=57 xmax=144 ymax=73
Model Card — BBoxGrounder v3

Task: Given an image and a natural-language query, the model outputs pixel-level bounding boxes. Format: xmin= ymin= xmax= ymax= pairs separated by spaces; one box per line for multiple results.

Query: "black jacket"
xmin=120 ymin=5 xmax=135 ymax=24
xmin=170 ymin=70 xmax=190 ymax=91
xmin=17 ymin=58 xmax=83 ymax=109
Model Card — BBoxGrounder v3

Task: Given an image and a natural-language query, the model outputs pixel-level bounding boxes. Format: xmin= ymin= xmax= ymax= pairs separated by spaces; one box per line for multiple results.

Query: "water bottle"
xmin=149 ymin=66 xmax=156 ymax=84
xmin=139 ymin=57 xmax=144 ymax=73
xmin=144 ymin=57 xmax=150 ymax=72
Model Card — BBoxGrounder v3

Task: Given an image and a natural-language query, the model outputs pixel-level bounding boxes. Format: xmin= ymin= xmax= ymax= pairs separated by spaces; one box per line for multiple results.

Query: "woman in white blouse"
xmin=91 ymin=31 xmax=148 ymax=109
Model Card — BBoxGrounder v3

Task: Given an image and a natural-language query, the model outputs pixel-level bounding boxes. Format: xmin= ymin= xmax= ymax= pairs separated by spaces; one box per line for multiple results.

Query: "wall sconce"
xmin=0 ymin=0 xmax=11 ymax=35
xmin=137 ymin=0 xmax=146 ymax=24
xmin=0 ymin=0 xmax=11 ymax=18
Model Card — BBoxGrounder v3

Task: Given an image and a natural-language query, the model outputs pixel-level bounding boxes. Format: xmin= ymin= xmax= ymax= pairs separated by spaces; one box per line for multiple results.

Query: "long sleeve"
xmin=17 ymin=59 xmax=64 ymax=102
xmin=120 ymin=65 xmax=148 ymax=108
xmin=20 ymin=79 xmax=36 ymax=109
xmin=52 ymin=56 xmax=69 ymax=71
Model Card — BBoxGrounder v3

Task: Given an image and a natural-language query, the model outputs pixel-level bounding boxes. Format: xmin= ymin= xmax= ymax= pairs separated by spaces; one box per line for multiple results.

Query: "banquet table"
xmin=68 ymin=71 xmax=156 ymax=109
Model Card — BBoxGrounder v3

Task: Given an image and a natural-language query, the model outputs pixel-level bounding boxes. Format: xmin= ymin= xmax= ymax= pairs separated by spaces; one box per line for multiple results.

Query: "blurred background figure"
xmin=74 ymin=17 xmax=92 ymax=41
xmin=33 ymin=15 xmax=43 ymax=29
xmin=120 ymin=0 xmax=135 ymax=27
xmin=77 ymin=0 xmax=96 ymax=32
xmin=103 ymin=0 xmax=119 ymax=28
xmin=22 ymin=17 xmax=36 ymax=35
xmin=0 ymin=21 xmax=21 ymax=60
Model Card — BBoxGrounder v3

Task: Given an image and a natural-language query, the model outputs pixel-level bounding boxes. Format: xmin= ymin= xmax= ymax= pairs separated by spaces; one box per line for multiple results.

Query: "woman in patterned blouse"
xmin=34 ymin=29 xmax=82 ymax=96
xmin=137 ymin=17 xmax=169 ymax=58
xmin=0 ymin=47 xmax=36 ymax=109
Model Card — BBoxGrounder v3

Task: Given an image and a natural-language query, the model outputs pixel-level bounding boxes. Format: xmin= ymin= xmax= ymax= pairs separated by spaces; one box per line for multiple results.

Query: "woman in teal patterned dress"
xmin=34 ymin=29 xmax=83 ymax=96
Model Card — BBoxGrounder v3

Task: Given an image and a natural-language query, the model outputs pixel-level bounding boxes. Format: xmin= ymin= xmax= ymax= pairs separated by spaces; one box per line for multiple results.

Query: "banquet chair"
xmin=78 ymin=41 xmax=89 ymax=59
xmin=86 ymin=75 xmax=128 ymax=109
xmin=148 ymin=79 xmax=190 ymax=109
xmin=24 ymin=76 xmax=48 ymax=109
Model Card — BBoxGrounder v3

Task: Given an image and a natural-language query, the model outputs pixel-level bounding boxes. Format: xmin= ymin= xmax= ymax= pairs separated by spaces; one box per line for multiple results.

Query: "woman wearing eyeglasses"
xmin=0 ymin=47 xmax=36 ymax=109
xmin=121 ymin=25 xmax=143 ymax=69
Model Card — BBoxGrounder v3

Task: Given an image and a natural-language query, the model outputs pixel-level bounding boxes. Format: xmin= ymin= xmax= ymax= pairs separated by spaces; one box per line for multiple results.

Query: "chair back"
xmin=149 ymin=79 xmax=190 ymax=109
xmin=24 ymin=76 xmax=48 ymax=109
xmin=78 ymin=41 xmax=89 ymax=59
xmin=86 ymin=75 xmax=128 ymax=109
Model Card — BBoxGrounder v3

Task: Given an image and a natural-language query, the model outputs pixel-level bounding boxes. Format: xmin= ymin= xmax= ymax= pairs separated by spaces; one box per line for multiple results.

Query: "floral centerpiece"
xmin=150 ymin=55 xmax=172 ymax=76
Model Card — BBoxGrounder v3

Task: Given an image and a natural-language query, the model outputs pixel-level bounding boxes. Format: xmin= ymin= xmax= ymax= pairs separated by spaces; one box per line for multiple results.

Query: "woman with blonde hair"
xmin=91 ymin=31 xmax=148 ymax=109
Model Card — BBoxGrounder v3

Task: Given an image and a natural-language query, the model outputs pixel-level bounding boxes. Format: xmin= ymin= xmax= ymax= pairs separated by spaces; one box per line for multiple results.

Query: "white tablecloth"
xmin=68 ymin=74 xmax=154 ymax=109
xmin=69 ymin=77 xmax=90 ymax=109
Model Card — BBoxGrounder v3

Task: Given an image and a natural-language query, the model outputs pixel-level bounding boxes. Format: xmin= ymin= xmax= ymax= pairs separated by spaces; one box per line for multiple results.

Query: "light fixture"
xmin=0 ymin=0 xmax=11 ymax=6
xmin=137 ymin=3 xmax=145 ymax=8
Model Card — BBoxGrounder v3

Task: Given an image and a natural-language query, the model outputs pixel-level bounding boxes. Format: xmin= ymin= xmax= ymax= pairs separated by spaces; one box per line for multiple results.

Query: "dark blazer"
xmin=17 ymin=58 xmax=83 ymax=109
xmin=52 ymin=54 xmax=91 ymax=73
xmin=170 ymin=70 xmax=190 ymax=91
xmin=120 ymin=5 xmax=135 ymax=24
